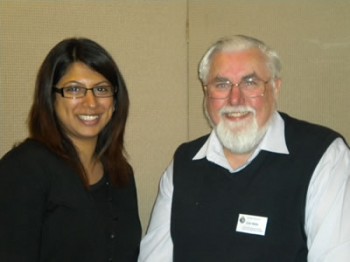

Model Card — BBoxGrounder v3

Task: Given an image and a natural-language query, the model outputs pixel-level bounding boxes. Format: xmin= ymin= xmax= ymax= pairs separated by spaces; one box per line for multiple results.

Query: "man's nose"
xmin=228 ymin=84 xmax=245 ymax=105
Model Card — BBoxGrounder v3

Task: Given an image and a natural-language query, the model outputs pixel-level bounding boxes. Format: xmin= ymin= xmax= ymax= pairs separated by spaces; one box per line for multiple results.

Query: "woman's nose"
xmin=83 ymin=89 xmax=97 ymax=107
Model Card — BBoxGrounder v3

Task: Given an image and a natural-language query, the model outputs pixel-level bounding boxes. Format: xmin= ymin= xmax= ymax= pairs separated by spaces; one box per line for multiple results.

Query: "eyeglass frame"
xmin=204 ymin=75 xmax=271 ymax=99
xmin=53 ymin=84 xmax=117 ymax=99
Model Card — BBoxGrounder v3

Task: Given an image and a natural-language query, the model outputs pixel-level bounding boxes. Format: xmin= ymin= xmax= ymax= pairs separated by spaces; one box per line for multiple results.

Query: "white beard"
xmin=209 ymin=106 xmax=269 ymax=154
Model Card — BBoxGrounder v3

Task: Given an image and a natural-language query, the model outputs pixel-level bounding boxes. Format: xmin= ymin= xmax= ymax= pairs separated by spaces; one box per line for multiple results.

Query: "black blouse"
xmin=0 ymin=139 xmax=141 ymax=262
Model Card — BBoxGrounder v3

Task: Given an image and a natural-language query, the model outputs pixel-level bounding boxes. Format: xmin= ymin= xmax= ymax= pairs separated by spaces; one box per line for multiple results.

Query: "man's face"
xmin=204 ymin=48 xmax=281 ymax=153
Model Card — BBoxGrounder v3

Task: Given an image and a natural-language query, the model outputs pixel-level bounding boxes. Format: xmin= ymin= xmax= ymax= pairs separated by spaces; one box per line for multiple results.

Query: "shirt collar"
xmin=193 ymin=111 xmax=289 ymax=171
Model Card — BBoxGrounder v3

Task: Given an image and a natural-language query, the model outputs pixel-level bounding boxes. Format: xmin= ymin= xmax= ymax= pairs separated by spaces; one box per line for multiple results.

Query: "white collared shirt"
xmin=138 ymin=112 xmax=350 ymax=262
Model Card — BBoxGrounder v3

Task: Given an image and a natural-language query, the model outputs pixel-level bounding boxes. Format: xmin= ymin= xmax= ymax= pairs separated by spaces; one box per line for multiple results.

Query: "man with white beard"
xmin=138 ymin=35 xmax=350 ymax=262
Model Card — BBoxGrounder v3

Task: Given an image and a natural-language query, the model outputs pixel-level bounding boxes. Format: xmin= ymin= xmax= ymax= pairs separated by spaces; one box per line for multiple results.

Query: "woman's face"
xmin=54 ymin=62 xmax=115 ymax=146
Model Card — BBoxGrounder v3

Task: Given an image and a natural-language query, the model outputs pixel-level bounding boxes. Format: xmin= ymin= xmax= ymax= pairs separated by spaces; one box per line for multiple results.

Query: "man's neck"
xmin=223 ymin=147 xmax=254 ymax=170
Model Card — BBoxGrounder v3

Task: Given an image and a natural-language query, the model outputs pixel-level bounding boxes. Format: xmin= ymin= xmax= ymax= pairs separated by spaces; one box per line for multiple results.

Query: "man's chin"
xmin=223 ymin=118 xmax=253 ymax=133
xmin=215 ymin=117 xmax=262 ymax=153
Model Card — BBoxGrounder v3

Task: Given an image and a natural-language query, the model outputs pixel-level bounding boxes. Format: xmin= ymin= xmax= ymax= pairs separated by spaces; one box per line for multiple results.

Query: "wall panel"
xmin=1 ymin=0 xmax=349 ymax=236
xmin=0 ymin=0 xmax=188 ymax=233
xmin=188 ymin=0 xmax=350 ymax=142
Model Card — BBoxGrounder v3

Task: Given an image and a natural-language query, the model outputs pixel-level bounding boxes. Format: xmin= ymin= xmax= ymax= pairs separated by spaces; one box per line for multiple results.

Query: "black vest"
xmin=171 ymin=113 xmax=340 ymax=262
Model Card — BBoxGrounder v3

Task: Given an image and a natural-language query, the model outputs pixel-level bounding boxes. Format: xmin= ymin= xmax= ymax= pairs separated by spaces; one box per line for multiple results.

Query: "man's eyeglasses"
xmin=53 ymin=85 xmax=116 ymax=99
xmin=205 ymin=76 xmax=270 ymax=99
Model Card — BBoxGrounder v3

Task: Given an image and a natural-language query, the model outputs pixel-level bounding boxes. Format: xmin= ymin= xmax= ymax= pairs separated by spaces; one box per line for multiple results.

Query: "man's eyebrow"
xmin=212 ymin=73 xmax=259 ymax=83
xmin=241 ymin=72 xmax=259 ymax=80
xmin=213 ymin=76 xmax=231 ymax=82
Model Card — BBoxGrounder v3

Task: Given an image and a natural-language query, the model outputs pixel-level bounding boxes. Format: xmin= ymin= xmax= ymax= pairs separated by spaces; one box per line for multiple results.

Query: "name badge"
xmin=236 ymin=214 xmax=268 ymax=236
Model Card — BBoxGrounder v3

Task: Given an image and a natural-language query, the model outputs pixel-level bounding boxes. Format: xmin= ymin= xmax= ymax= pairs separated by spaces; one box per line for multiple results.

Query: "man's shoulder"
xmin=280 ymin=112 xmax=341 ymax=137
xmin=174 ymin=134 xmax=210 ymax=158
xmin=280 ymin=112 xmax=345 ymax=151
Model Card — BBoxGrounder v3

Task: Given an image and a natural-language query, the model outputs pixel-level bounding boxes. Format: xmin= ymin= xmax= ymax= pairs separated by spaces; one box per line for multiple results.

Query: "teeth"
xmin=78 ymin=115 xmax=99 ymax=121
xmin=225 ymin=112 xmax=249 ymax=117
xmin=220 ymin=106 xmax=255 ymax=118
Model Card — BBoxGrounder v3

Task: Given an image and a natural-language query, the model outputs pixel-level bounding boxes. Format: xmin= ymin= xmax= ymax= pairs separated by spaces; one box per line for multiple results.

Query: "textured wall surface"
xmin=1 ymin=0 xmax=349 ymax=234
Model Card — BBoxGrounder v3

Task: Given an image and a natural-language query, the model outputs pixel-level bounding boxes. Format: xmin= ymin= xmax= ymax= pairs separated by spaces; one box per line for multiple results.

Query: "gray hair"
xmin=198 ymin=35 xmax=282 ymax=84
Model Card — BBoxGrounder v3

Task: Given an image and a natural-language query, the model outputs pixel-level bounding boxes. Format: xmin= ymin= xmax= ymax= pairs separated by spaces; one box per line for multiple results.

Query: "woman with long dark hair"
xmin=0 ymin=37 xmax=141 ymax=261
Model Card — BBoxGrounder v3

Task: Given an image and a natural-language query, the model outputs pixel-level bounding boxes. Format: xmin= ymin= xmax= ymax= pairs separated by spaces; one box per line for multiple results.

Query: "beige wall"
xmin=188 ymin=0 xmax=350 ymax=141
xmin=1 ymin=0 xmax=349 ymax=234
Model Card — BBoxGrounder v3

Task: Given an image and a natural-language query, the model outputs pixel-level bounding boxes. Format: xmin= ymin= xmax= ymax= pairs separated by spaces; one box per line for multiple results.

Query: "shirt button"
xmin=110 ymin=233 xmax=115 ymax=239
xmin=108 ymin=258 xmax=113 ymax=262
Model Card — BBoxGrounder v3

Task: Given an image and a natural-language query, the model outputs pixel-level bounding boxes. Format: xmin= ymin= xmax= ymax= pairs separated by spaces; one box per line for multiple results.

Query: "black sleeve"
xmin=0 ymin=143 xmax=49 ymax=262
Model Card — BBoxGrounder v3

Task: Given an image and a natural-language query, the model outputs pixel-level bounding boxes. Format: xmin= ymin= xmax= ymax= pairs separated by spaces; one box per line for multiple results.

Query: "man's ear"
xmin=273 ymin=78 xmax=282 ymax=98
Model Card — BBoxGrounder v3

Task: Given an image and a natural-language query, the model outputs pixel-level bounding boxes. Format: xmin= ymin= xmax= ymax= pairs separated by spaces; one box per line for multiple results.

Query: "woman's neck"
xmin=72 ymin=138 xmax=104 ymax=185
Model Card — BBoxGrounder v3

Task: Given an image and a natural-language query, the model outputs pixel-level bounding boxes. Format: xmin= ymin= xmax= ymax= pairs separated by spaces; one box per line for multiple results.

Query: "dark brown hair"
xmin=28 ymin=37 xmax=131 ymax=187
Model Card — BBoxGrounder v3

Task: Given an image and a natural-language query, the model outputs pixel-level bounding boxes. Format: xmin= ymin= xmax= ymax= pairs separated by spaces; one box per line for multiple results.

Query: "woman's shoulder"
xmin=0 ymin=139 xmax=75 ymax=190
xmin=1 ymin=138 xmax=53 ymax=162
xmin=0 ymin=138 xmax=64 ymax=178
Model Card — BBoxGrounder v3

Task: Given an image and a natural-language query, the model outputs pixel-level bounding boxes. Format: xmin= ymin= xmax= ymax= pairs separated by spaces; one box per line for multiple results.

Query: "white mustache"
xmin=220 ymin=106 xmax=256 ymax=116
